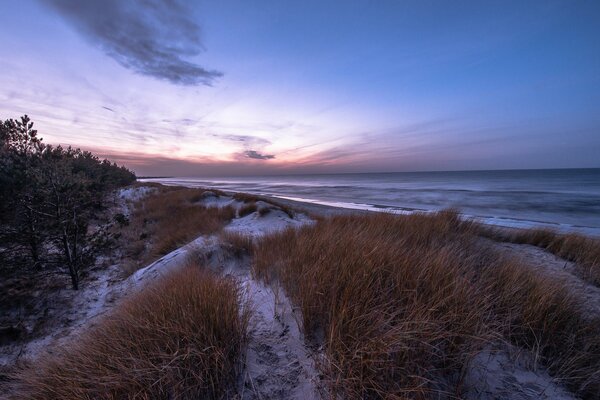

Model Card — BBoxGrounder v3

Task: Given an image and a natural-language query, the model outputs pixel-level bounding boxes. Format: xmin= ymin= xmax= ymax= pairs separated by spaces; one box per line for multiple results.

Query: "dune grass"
xmin=233 ymin=192 xmax=294 ymax=218
xmin=10 ymin=264 xmax=249 ymax=400
xmin=479 ymin=258 xmax=600 ymax=396
xmin=253 ymin=211 xmax=600 ymax=398
xmin=480 ymin=227 xmax=600 ymax=287
xmin=220 ymin=230 xmax=254 ymax=257
xmin=238 ymin=201 xmax=258 ymax=217
xmin=254 ymin=211 xmax=489 ymax=397
xmin=121 ymin=186 xmax=235 ymax=274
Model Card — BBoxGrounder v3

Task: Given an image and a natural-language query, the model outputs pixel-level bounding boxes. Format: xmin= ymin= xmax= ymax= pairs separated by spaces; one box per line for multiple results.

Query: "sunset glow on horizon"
xmin=1 ymin=0 xmax=599 ymax=176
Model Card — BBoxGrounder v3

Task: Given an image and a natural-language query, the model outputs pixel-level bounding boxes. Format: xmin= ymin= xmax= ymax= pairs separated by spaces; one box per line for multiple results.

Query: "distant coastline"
xmin=141 ymin=168 xmax=600 ymax=236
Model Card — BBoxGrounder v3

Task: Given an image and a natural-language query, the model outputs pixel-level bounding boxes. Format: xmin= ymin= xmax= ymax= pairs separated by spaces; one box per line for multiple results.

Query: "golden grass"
xmin=254 ymin=211 xmax=489 ymax=397
xmin=479 ymin=259 xmax=600 ymax=396
xmin=253 ymin=211 xmax=600 ymax=398
xmin=481 ymin=227 xmax=600 ymax=286
xmin=120 ymin=187 xmax=235 ymax=273
xmin=220 ymin=230 xmax=254 ymax=257
xmin=10 ymin=264 xmax=249 ymax=400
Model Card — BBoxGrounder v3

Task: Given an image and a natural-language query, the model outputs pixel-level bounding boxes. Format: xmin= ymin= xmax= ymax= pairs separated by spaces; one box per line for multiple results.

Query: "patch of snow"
xmin=226 ymin=208 xmax=312 ymax=237
xmin=0 ymin=263 xmax=124 ymax=367
xmin=129 ymin=236 xmax=216 ymax=288
xmin=118 ymin=185 xmax=155 ymax=202
xmin=204 ymin=244 xmax=321 ymax=399
xmin=198 ymin=194 xmax=243 ymax=210
xmin=463 ymin=344 xmax=576 ymax=400
xmin=240 ymin=277 xmax=320 ymax=399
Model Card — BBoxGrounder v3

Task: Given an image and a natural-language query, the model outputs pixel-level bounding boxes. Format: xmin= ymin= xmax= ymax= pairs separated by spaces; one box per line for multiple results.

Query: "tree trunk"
xmin=62 ymin=225 xmax=78 ymax=290
xmin=25 ymin=208 xmax=40 ymax=266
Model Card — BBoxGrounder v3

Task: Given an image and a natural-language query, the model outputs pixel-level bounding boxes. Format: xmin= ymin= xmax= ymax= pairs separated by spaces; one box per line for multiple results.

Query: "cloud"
xmin=85 ymin=148 xmax=285 ymax=177
xmin=244 ymin=150 xmax=275 ymax=160
xmin=42 ymin=0 xmax=222 ymax=86
xmin=210 ymin=133 xmax=272 ymax=147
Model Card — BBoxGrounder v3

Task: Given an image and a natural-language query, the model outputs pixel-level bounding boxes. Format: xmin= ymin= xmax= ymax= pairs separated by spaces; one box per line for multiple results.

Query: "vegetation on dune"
xmin=480 ymin=258 xmax=600 ymax=397
xmin=0 ymin=115 xmax=135 ymax=289
xmin=9 ymin=264 xmax=249 ymax=400
xmin=480 ymin=227 xmax=600 ymax=287
xmin=233 ymin=192 xmax=294 ymax=218
xmin=238 ymin=201 xmax=258 ymax=217
xmin=220 ymin=230 xmax=254 ymax=257
xmin=253 ymin=211 xmax=600 ymax=399
xmin=4 ymin=115 xmax=599 ymax=399
xmin=254 ymin=211 xmax=487 ymax=397
xmin=120 ymin=186 xmax=236 ymax=275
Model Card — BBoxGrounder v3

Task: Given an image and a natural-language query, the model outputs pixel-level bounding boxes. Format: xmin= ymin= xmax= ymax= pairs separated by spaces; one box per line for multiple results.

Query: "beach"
xmin=2 ymin=182 xmax=600 ymax=399
xmin=144 ymin=168 xmax=600 ymax=236
xmin=4 ymin=1 xmax=599 ymax=397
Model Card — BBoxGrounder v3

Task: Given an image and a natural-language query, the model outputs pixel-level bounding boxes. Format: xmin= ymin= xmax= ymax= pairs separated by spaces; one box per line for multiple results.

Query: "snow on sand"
xmin=3 ymin=185 xmax=591 ymax=399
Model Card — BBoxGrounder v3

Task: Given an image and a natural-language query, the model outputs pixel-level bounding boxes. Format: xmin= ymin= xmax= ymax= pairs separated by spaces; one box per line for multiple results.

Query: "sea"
xmin=142 ymin=168 xmax=600 ymax=236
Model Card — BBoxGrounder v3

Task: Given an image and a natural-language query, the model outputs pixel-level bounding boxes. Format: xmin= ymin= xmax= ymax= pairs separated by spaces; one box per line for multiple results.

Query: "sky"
xmin=1 ymin=0 xmax=599 ymax=176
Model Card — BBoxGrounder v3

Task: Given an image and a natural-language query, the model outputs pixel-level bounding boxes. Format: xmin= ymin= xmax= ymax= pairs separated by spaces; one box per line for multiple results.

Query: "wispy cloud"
xmin=244 ymin=150 xmax=275 ymax=160
xmin=41 ymin=0 xmax=222 ymax=86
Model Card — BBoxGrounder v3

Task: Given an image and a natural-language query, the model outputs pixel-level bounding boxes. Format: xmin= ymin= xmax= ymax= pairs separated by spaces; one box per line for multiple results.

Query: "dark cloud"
xmin=42 ymin=0 xmax=222 ymax=86
xmin=102 ymin=106 xmax=115 ymax=112
xmin=244 ymin=150 xmax=275 ymax=160
xmin=211 ymin=133 xmax=272 ymax=147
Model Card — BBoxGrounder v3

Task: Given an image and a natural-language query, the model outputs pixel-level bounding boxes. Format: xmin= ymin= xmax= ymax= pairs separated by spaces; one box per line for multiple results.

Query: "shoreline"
xmin=142 ymin=180 xmax=600 ymax=237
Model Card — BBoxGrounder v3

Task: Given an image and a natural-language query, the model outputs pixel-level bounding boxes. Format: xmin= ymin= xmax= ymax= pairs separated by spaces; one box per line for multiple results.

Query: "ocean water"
xmin=143 ymin=169 xmax=600 ymax=235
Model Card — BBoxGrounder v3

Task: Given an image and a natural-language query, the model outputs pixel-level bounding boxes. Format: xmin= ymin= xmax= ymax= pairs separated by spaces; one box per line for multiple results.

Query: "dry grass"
xmin=9 ymin=264 xmax=249 ymax=400
xmin=238 ymin=201 xmax=258 ymax=217
xmin=120 ymin=187 xmax=235 ymax=273
xmin=253 ymin=211 xmax=600 ymax=398
xmin=266 ymin=200 xmax=294 ymax=219
xmin=479 ymin=259 xmax=600 ymax=396
xmin=220 ymin=230 xmax=254 ymax=257
xmin=232 ymin=192 xmax=260 ymax=203
xmin=254 ymin=211 xmax=489 ymax=398
xmin=481 ymin=227 xmax=600 ymax=286
xmin=233 ymin=192 xmax=294 ymax=218
xmin=257 ymin=205 xmax=272 ymax=216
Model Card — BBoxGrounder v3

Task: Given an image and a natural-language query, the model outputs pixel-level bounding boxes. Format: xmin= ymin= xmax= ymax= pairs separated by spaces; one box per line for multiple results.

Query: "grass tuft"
xmin=120 ymin=186 xmax=235 ymax=274
xmin=478 ymin=258 xmax=600 ymax=396
xmin=480 ymin=227 xmax=600 ymax=286
xmin=238 ymin=202 xmax=258 ymax=217
xmin=10 ymin=264 xmax=249 ymax=400
xmin=220 ymin=230 xmax=254 ymax=257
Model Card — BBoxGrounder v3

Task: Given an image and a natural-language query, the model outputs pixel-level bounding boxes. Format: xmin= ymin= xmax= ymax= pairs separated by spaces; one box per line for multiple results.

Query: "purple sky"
xmin=1 ymin=0 xmax=599 ymax=176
